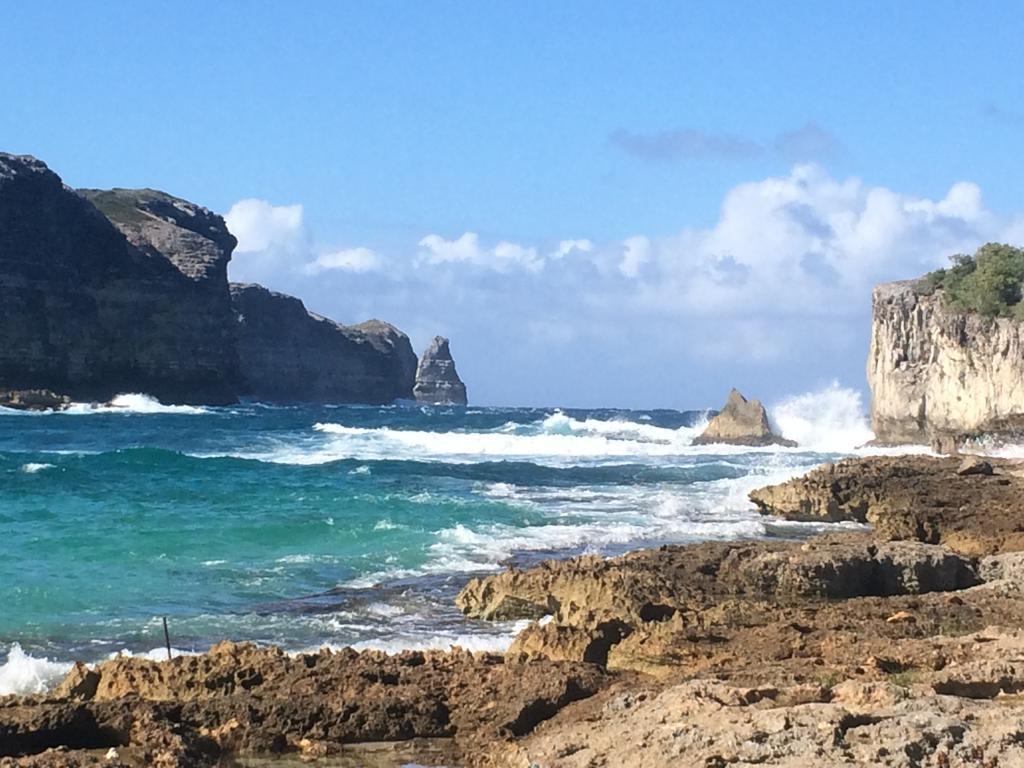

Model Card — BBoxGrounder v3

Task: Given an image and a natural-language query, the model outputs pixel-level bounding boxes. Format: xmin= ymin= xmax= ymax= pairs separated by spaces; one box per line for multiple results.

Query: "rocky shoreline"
xmin=7 ymin=455 xmax=1024 ymax=767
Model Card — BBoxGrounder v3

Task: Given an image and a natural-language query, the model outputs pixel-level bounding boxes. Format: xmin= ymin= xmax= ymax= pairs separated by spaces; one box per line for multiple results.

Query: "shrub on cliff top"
xmin=917 ymin=243 xmax=1024 ymax=319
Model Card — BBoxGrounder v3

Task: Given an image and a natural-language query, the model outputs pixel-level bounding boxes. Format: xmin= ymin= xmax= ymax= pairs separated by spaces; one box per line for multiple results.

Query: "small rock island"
xmin=693 ymin=388 xmax=796 ymax=447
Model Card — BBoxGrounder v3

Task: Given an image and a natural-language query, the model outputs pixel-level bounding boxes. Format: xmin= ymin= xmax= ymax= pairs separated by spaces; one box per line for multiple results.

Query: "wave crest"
xmin=770 ymin=382 xmax=874 ymax=452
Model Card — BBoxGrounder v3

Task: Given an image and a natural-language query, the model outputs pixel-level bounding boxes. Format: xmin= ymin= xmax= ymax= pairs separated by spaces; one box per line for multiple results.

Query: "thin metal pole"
xmin=162 ymin=616 xmax=172 ymax=661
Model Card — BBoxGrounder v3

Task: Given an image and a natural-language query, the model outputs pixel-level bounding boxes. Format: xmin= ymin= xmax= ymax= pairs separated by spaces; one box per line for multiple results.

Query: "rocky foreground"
xmin=8 ymin=456 xmax=1024 ymax=767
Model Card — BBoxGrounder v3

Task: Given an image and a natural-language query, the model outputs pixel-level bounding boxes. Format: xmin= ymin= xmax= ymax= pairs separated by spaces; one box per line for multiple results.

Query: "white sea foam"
xmin=770 ymin=382 xmax=875 ymax=452
xmin=345 ymin=620 xmax=532 ymax=654
xmin=65 ymin=393 xmax=208 ymax=415
xmin=20 ymin=462 xmax=54 ymax=473
xmin=0 ymin=644 xmax=72 ymax=695
xmin=259 ymin=415 xmax=719 ymax=467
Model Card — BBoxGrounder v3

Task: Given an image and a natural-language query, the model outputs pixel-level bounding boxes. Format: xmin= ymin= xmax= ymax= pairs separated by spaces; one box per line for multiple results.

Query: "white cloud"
xmin=551 ymin=239 xmax=594 ymax=259
xmin=417 ymin=232 xmax=483 ymax=265
xmin=417 ymin=232 xmax=545 ymax=272
xmin=304 ymin=247 xmax=384 ymax=275
xmin=621 ymin=164 xmax=1008 ymax=317
xmin=225 ymin=199 xmax=304 ymax=254
xmin=618 ymin=236 xmax=651 ymax=278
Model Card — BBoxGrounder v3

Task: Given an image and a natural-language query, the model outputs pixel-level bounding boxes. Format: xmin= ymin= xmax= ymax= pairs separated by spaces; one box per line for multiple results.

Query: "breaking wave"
xmin=65 ymin=394 xmax=209 ymax=415
xmin=770 ymin=382 xmax=875 ymax=452
xmin=0 ymin=644 xmax=72 ymax=695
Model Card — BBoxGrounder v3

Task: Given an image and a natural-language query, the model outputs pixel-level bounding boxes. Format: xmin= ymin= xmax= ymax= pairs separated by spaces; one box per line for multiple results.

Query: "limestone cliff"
xmin=868 ymin=281 xmax=1024 ymax=444
xmin=414 ymin=336 xmax=468 ymax=405
xmin=0 ymin=154 xmax=238 ymax=404
xmin=230 ymin=283 xmax=417 ymax=404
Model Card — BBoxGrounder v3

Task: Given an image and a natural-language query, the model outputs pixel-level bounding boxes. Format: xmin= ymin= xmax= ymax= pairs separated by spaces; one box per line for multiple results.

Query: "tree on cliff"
xmin=918 ymin=243 xmax=1024 ymax=318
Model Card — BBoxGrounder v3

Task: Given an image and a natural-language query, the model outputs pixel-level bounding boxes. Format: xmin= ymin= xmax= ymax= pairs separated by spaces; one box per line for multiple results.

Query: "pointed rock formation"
xmin=414 ymin=336 xmax=467 ymax=405
xmin=693 ymin=389 xmax=796 ymax=447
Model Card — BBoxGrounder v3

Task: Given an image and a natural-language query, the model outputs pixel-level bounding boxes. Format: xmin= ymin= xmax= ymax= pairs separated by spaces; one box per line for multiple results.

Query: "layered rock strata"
xmin=869 ymin=280 xmax=1024 ymax=445
xmin=413 ymin=336 xmax=467 ymax=405
xmin=229 ymin=284 xmax=417 ymax=404
xmin=693 ymin=388 xmax=795 ymax=447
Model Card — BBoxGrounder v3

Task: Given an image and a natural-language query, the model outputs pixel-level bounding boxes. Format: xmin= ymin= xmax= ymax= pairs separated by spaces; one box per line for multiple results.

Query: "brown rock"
xmin=749 ymin=455 xmax=1024 ymax=555
xmin=957 ymin=456 xmax=994 ymax=476
xmin=692 ymin=389 xmax=796 ymax=447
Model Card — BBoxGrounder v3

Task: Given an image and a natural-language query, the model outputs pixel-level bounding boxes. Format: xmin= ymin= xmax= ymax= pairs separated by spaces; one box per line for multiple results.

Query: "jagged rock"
xmin=748 ymin=455 xmax=1024 ymax=555
xmin=52 ymin=663 xmax=99 ymax=701
xmin=229 ymin=284 xmax=417 ymax=403
xmin=413 ymin=336 xmax=467 ymax=405
xmin=957 ymin=456 xmax=993 ymax=476
xmin=692 ymin=389 xmax=795 ymax=447
xmin=869 ymin=280 xmax=1024 ymax=444
xmin=0 ymin=154 xmax=239 ymax=405
xmin=0 ymin=390 xmax=70 ymax=411
xmin=2 ymin=643 xmax=605 ymax=766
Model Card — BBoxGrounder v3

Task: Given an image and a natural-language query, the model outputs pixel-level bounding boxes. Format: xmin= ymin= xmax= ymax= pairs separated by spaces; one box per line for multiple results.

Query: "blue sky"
xmin=3 ymin=2 xmax=1023 ymax=407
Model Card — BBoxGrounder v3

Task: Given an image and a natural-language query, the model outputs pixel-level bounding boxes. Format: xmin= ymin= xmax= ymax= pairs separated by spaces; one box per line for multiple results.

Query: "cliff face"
xmin=230 ymin=284 xmax=417 ymax=404
xmin=413 ymin=336 xmax=468 ymax=405
xmin=1 ymin=152 xmax=458 ymax=407
xmin=868 ymin=281 xmax=1024 ymax=443
xmin=0 ymin=154 xmax=238 ymax=404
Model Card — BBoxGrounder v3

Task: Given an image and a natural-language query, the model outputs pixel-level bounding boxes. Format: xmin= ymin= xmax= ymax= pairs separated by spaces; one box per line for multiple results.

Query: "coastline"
xmin=8 ymin=454 xmax=1024 ymax=766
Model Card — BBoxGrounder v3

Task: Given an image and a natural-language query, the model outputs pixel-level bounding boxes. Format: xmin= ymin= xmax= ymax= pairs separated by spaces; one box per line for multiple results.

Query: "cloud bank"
xmin=223 ymin=165 xmax=1024 ymax=407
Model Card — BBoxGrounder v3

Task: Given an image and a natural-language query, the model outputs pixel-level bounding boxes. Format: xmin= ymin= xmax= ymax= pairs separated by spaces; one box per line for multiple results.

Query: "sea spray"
xmin=0 ymin=644 xmax=71 ymax=695
xmin=770 ymin=382 xmax=874 ymax=452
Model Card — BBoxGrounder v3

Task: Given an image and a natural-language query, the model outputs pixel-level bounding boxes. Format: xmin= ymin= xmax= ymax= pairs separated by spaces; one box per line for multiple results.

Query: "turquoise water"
xmin=0 ymin=396 xmax=852 ymax=688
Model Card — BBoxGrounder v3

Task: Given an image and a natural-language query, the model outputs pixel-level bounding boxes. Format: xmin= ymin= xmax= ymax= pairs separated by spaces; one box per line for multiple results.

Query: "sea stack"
xmin=414 ymin=336 xmax=467 ymax=405
xmin=693 ymin=389 xmax=796 ymax=447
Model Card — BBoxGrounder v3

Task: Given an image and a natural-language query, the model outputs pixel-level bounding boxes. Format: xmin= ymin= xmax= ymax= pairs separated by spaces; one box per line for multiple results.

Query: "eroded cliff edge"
xmin=0 ymin=153 xmax=457 ymax=406
xmin=868 ymin=279 xmax=1024 ymax=444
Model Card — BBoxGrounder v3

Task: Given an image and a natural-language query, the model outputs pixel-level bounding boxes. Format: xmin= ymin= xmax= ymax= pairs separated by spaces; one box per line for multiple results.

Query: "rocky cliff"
xmin=414 ymin=336 xmax=468 ymax=405
xmin=230 ymin=284 xmax=417 ymax=403
xmin=0 ymin=152 xmax=448 ymax=406
xmin=868 ymin=280 xmax=1024 ymax=444
xmin=0 ymin=154 xmax=238 ymax=404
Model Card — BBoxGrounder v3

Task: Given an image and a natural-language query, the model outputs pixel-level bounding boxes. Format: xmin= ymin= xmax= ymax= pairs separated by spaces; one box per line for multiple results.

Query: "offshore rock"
xmin=229 ymin=284 xmax=417 ymax=403
xmin=413 ymin=336 xmax=467 ymax=405
xmin=869 ymin=280 xmax=1024 ymax=444
xmin=0 ymin=390 xmax=70 ymax=411
xmin=0 ymin=155 xmax=238 ymax=405
xmin=692 ymin=389 xmax=795 ymax=447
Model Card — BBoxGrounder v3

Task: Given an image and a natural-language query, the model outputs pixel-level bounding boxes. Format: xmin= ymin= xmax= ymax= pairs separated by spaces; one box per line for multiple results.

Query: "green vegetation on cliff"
xmin=917 ymin=243 xmax=1024 ymax=319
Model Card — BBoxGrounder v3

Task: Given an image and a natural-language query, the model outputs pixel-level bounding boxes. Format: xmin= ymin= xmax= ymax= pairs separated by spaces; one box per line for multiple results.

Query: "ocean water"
xmin=0 ymin=387 xmax=887 ymax=694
